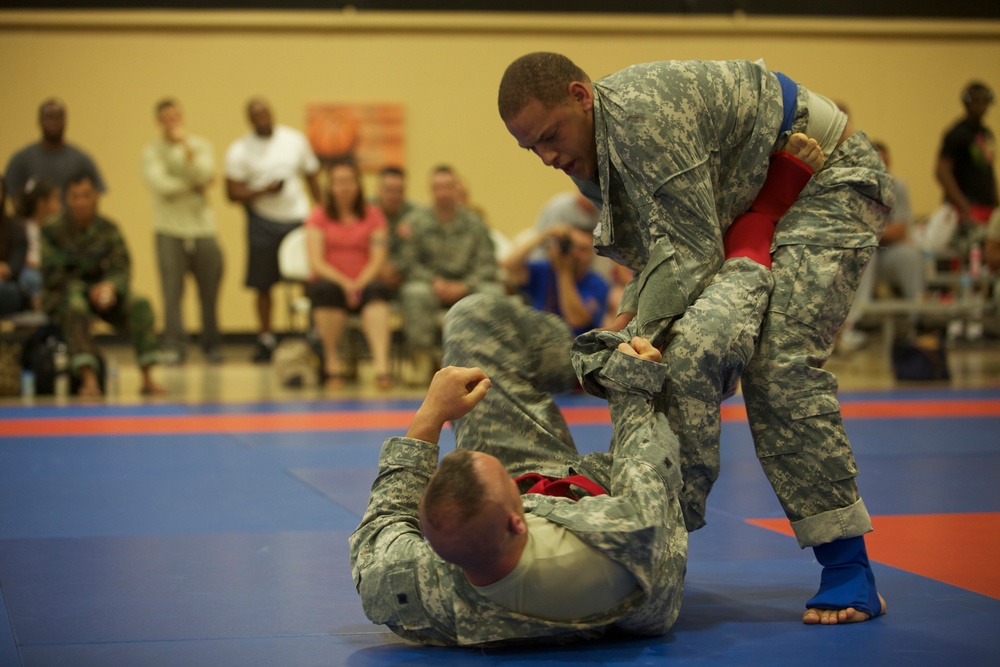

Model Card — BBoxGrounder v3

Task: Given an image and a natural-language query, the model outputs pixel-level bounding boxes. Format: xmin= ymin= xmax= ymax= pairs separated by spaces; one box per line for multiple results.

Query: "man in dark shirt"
xmin=4 ymin=99 xmax=106 ymax=209
xmin=936 ymin=82 xmax=997 ymax=225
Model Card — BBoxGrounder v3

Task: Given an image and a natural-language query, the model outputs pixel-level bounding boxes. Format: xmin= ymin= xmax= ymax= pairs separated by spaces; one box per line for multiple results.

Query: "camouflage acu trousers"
xmin=403 ymin=279 xmax=505 ymax=354
xmin=742 ymin=131 xmax=890 ymax=548
xmin=442 ymin=293 xmax=580 ymax=479
xmin=50 ymin=284 xmax=159 ymax=372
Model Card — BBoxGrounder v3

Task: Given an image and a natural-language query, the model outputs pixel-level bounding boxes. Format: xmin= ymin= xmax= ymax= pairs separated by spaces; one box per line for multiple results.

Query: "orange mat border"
xmin=1 ymin=398 xmax=999 ymax=438
xmin=748 ymin=512 xmax=1000 ymax=600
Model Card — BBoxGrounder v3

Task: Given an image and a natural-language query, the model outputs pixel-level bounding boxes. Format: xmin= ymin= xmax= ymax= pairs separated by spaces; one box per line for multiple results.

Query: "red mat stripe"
xmin=1 ymin=398 xmax=998 ymax=438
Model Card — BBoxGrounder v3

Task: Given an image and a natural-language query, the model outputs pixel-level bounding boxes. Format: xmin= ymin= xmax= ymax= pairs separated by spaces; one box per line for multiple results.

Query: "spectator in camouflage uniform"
xmin=370 ymin=165 xmax=415 ymax=290
xmin=397 ymin=165 xmax=503 ymax=381
xmin=41 ymin=173 xmax=162 ymax=397
xmin=499 ymin=53 xmax=891 ymax=625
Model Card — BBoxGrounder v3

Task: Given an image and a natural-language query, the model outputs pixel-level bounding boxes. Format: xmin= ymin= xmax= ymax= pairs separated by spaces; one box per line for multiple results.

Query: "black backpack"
xmin=21 ymin=325 xmax=105 ymax=395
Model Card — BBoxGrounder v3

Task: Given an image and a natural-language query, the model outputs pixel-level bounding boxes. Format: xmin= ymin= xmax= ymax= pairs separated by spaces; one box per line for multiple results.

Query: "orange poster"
xmin=306 ymin=103 xmax=405 ymax=171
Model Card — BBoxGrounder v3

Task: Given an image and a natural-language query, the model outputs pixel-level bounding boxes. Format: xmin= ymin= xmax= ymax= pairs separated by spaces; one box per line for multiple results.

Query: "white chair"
xmin=276 ymin=226 xmax=313 ymax=331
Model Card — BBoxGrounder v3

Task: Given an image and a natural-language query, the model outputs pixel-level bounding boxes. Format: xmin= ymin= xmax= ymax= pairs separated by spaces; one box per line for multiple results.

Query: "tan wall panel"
xmin=2 ymin=11 xmax=998 ymax=333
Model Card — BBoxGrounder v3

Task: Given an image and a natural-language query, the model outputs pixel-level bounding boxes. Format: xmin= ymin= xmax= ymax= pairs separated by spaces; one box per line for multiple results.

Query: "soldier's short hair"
xmin=37 ymin=97 xmax=66 ymax=120
xmin=65 ymin=172 xmax=96 ymax=191
xmin=420 ymin=449 xmax=485 ymax=532
xmin=155 ymin=97 xmax=179 ymax=116
xmin=498 ymin=52 xmax=590 ymax=122
xmin=380 ymin=165 xmax=405 ymax=179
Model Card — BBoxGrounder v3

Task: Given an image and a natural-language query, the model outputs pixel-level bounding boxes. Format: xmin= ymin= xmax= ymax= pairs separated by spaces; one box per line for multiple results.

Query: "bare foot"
xmin=324 ymin=375 xmax=347 ymax=390
xmin=782 ymin=132 xmax=825 ymax=172
xmin=140 ymin=367 xmax=166 ymax=396
xmin=140 ymin=382 xmax=167 ymax=397
xmin=803 ymin=593 xmax=887 ymax=625
xmin=77 ymin=367 xmax=102 ymax=399
xmin=77 ymin=378 xmax=103 ymax=399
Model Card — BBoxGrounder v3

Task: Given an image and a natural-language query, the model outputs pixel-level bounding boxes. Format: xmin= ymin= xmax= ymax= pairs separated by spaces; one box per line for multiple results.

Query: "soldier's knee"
xmin=400 ymin=281 xmax=432 ymax=300
xmin=128 ymin=296 xmax=155 ymax=329
xmin=445 ymin=293 xmax=505 ymax=326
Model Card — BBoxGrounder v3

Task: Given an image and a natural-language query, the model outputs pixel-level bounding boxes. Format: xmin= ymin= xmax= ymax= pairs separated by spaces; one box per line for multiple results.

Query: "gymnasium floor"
xmin=1 ymin=341 xmax=998 ymax=667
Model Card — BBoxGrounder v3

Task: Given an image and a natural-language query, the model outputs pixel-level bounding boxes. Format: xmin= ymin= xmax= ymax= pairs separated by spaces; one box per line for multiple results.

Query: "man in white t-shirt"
xmin=225 ymin=97 xmax=320 ymax=362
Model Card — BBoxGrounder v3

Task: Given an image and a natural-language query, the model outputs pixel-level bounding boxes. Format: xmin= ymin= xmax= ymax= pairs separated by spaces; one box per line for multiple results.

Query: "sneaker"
xmin=252 ymin=336 xmax=276 ymax=364
xmin=946 ymin=319 xmax=964 ymax=342
xmin=204 ymin=347 xmax=225 ymax=365
xmin=966 ymin=321 xmax=984 ymax=341
xmin=838 ymin=329 xmax=869 ymax=353
xmin=159 ymin=349 xmax=185 ymax=366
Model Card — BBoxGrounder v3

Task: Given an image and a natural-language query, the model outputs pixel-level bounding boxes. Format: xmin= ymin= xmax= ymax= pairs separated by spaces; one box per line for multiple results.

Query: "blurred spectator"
xmin=370 ymin=165 xmax=415 ymax=289
xmin=501 ymin=222 xmax=608 ymax=336
xmin=936 ymin=82 xmax=997 ymax=226
xmin=4 ymin=99 xmax=106 ymax=209
xmin=0 ymin=175 xmax=29 ymax=317
xmin=15 ymin=179 xmax=61 ymax=312
xmin=305 ymin=159 xmax=394 ymax=390
xmin=602 ymin=262 xmax=635 ymax=330
xmin=142 ymin=98 xmax=224 ymax=365
xmin=838 ymin=141 xmax=925 ymax=351
xmin=986 ymin=210 xmax=1000 ymax=271
xmin=398 ymin=165 xmax=503 ymax=381
xmin=41 ymin=174 xmax=162 ymax=397
xmin=225 ymin=97 xmax=321 ymax=363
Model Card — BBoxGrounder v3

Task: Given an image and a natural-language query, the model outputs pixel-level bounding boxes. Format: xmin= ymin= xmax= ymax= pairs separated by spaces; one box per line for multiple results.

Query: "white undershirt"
xmin=473 ymin=513 xmax=638 ymax=621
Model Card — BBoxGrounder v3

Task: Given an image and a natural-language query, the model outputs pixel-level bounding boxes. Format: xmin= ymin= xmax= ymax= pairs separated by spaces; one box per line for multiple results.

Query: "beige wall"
xmin=2 ymin=10 xmax=999 ymax=333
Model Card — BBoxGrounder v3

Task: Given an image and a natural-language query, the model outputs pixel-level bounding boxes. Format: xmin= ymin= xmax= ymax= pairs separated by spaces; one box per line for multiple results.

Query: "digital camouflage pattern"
xmin=350 ymin=261 xmax=773 ymax=646
xmin=397 ymin=206 xmax=503 ymax=352
xmin=41 ymin=214 xmax=159 ymax=371
xmin=572 ymin=59 xmax=892 ymax=547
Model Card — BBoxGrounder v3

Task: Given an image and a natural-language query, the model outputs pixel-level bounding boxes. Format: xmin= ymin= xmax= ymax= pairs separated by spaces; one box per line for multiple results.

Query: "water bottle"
xmin=106 ymin=355 xmax=120 ymax=398
xmin=53 ymin=342 xmax=70 ymax=399
xmin=922 ymin=249 xmax=936 ymax=282
xmin=969 ymin=243 xmax=982 ymax=280
xmin=21 ymin=369 xmax=36 ymax=401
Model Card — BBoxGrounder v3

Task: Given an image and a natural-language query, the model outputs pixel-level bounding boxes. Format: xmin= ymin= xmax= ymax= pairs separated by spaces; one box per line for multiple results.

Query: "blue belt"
xmin=774 ymin=71 xmax=798 ymax=136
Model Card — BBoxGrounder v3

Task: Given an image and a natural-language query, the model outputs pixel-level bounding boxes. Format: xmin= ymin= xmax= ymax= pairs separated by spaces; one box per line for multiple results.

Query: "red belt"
xmin=513 ymin=473 xmax=607 ymax=501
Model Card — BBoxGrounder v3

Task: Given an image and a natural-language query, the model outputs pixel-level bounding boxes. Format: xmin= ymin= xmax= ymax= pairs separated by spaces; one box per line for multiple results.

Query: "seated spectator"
xmin=370 ymin=166 xmax=415 ymax=290
xmin=528 ymin=192 xmax=599 ymax=253
xmin=41 ymin=173 xmax=163 ymax=397
xmin=0 ymin=175 xmax=29 ymax=317
xmin=838 ymin=141 xmax=925 ymax=351
xmin=602 ymin=262 xmax=635 ymax=330
xmin=305 ymin=158 xmax=394 ymax=390
xmin=398 ymin=165 xmax=503 ymax=383
xmin=17 ymin=179 xmax=61 ymax=312
xmin=501 ymin=222 xmax=609 ymax=336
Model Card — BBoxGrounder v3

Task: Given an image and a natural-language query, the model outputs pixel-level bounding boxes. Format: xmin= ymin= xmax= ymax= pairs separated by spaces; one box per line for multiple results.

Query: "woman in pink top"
xmin=305 ymin=159 xmax=393 ymax=389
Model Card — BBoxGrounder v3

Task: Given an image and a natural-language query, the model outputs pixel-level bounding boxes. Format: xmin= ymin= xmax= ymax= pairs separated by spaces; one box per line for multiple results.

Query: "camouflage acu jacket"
xmin=572 ymin=60 xmax=888 ymax=341
xmin=397 ymin=206 xmax=498 ymax=289
xmin=40 ymin=213 xmax=131 ymax=312
xmin=349 ymin=350 xmax=687 ymax=647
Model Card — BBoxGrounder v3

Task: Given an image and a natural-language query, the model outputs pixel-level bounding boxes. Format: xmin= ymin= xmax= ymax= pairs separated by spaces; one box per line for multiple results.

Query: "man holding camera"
xmin=502 ymin=221 xmax=609 ymax=336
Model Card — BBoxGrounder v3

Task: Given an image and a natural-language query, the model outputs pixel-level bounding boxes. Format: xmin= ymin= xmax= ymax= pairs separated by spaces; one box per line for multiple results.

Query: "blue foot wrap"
xmin=806 ymin=536 xmax=881 ymax=617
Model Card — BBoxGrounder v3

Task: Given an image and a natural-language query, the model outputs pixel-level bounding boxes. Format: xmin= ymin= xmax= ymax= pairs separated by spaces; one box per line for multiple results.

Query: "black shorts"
xmin=245 ymin=208 xmax=301 ymax=292
xmin=306 ymin=279 xmax=393 ymax=313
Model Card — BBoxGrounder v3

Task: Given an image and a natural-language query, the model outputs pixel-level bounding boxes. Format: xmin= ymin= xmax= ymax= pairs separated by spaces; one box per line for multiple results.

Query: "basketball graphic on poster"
xmin=307 ymin=106 xmax=360 ymax=163
xmin=306 ymin=103 xmax=405 ymax=171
